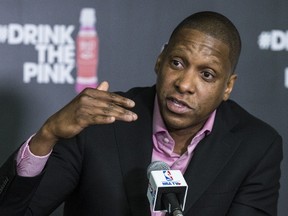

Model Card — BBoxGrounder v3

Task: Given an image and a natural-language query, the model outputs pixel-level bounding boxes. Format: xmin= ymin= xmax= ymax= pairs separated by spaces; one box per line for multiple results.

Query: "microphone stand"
xmin=163 ymin=193 xmax=184 ymax=216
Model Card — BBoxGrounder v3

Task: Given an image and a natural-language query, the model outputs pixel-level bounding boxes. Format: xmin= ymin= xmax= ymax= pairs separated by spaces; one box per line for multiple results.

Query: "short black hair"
xmin=169 ymin=11 xmax=241 ymax=72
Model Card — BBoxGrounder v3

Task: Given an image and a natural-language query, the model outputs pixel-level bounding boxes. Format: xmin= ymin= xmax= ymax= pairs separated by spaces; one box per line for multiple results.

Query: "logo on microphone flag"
xmin=163 ymin=170 xmax=173 ymax=181
xmin=162 ymin=170 xmax=181 ymax=186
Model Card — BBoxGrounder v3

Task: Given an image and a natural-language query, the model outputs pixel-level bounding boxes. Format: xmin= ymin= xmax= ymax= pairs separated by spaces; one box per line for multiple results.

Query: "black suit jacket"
xmin=0 ymin=86 xmax=283 ymax=216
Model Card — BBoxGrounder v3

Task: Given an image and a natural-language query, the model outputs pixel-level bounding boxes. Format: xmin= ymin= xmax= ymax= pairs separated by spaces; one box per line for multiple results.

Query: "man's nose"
xmin=175 ymin=69 xmax=197 ymax=94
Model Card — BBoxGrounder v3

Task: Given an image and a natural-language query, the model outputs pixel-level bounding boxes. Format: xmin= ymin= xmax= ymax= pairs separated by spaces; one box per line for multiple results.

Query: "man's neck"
xmin=169 ymin=123 xmax=204 ymax=155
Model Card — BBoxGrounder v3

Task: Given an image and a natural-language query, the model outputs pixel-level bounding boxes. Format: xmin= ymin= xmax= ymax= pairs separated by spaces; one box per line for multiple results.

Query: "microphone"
xmin=146 ymin=161 xmax=188 ymax=216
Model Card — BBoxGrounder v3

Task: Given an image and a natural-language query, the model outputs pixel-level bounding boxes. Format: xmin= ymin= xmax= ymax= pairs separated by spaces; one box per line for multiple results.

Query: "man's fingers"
xmin=84 ymin=86 xmax=135 ymax=109
xmin=75 ymin=82 xmax=138 ymax=124
xmin=89 ymin=100 xmax=138 ymax=122
xmin=107 ymin=92 xmax=135 ymax=108
xmin=74 ymin=97 xmax=138 ymax=125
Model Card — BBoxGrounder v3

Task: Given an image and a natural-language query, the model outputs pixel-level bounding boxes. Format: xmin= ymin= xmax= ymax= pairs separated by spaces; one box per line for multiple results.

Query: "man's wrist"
xmin=29 ymin=126 xmax=57 ymax=156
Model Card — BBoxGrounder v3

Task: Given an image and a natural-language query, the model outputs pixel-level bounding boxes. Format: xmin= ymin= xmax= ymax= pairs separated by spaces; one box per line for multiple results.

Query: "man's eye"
xmin=202 ymin=71 xmax=214 ymax=80
xmin=171 ymin=60 xmax=183 ymax=68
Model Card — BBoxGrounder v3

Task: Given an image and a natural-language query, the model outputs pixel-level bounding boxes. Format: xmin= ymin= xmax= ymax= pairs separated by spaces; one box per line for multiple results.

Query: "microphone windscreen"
xmin=147 ymin=161 xmax=170 ymax=179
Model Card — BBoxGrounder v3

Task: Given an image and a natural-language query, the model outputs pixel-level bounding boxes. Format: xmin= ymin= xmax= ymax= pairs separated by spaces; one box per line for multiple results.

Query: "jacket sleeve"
xmin=227 ymin=135 xmax=283 ymax=216
xmin=0 ymin=151 xmax=43 ymax=216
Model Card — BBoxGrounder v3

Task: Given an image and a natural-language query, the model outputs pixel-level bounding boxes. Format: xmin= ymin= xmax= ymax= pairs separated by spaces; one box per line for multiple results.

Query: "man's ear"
xmin=223 ymin=73 xmax=237 ymax=101
xmin=154 ymin=43 xmax=167 ymax=74
xmin=154 ymin=55 xmax=161 ymax=74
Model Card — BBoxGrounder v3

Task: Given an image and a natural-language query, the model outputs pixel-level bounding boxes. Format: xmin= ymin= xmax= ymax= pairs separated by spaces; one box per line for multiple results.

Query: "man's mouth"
xmin=166 ymin=97 xmax=192 ymax=114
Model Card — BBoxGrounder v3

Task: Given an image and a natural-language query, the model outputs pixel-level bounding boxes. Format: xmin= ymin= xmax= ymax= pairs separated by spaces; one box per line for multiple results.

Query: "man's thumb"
xmin=97 ymin=81 xmax=109 ymax=91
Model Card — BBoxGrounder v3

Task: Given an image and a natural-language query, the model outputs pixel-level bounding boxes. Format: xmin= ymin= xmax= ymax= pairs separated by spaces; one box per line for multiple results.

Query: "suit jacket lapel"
xmin=115 ymin=87 xmax=156 ymax=215
xmin=183 ymin=101 xmax=241 ymax=213
xmin=113 ymin=88 xmax=242 ymax=215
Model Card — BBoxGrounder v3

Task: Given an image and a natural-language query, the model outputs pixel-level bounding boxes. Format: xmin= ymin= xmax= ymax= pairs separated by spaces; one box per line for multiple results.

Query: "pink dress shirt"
xmin=151 ymin=97 xmax=216 ymax=216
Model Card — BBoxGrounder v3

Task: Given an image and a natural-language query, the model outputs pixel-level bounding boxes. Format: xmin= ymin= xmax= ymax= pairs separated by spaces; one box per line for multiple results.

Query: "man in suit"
xmin=0 ymin=11 xmax=282 ymax=216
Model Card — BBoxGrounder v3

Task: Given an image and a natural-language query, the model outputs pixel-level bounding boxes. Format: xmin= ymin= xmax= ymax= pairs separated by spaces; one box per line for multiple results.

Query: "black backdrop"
xmin=0 ymin=1 xmax=287 ymax=215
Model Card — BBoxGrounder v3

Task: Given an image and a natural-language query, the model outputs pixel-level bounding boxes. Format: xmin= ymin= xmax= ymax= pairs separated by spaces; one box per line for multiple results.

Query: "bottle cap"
xmin=80 ymin=8 xmax=96 ymax=26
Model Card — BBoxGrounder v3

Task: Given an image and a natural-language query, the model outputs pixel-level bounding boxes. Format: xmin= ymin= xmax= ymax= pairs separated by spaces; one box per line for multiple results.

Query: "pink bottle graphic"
xmin=76 ymin=8 xmax=99 ymax=93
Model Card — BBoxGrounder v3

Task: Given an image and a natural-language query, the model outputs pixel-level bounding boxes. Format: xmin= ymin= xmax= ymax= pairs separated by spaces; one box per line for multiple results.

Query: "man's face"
xmin=155 ymin=28 xmax=237 ymax=132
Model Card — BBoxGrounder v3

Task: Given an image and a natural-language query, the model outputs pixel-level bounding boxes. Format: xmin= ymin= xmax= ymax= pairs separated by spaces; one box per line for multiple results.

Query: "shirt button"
xmin=163 ymin=137 xmax=170 ymax=144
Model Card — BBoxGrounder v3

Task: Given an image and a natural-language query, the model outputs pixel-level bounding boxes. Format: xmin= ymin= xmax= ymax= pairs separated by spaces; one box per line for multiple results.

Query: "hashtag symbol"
xmin=258 ymin=31 xmax=271 ymax=50
xmin=0 ymin=25 xmax=7 ymax=43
